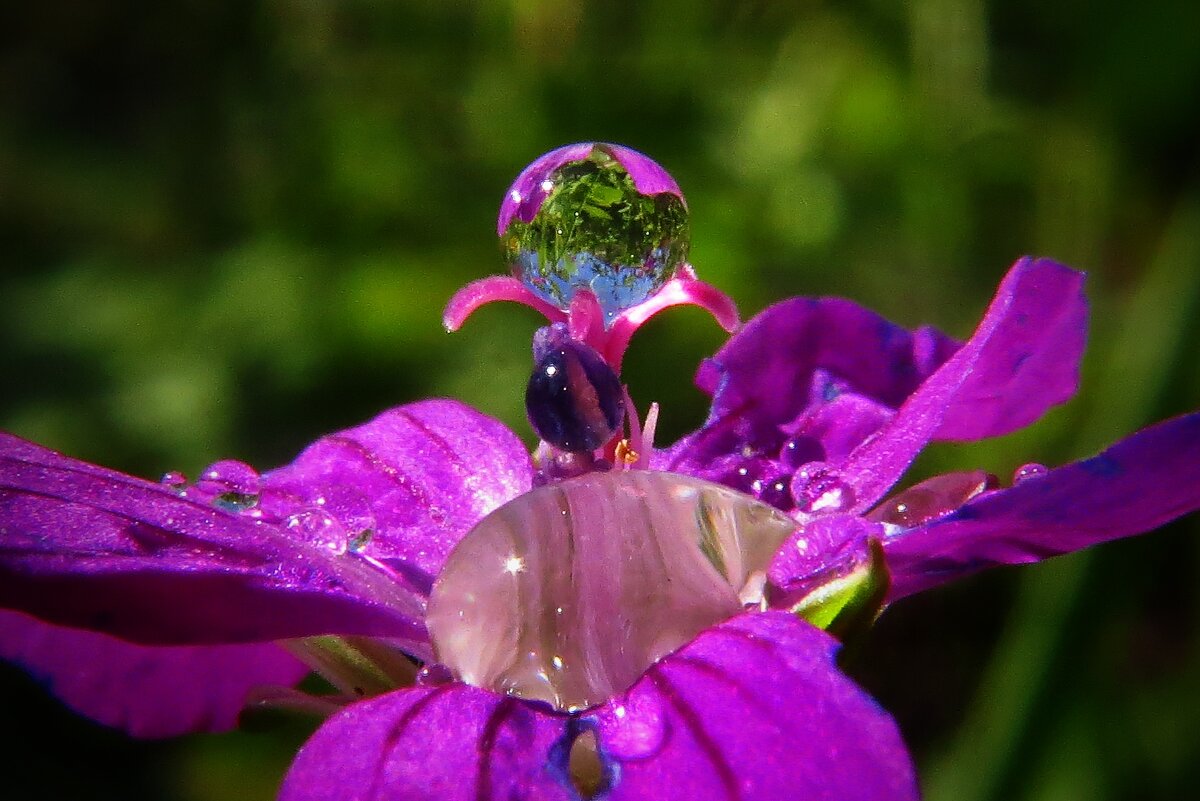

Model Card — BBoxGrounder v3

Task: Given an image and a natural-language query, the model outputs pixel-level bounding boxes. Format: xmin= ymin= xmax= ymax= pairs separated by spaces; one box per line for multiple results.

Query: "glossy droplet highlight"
xmin=285 ymin=510 xmax=348 ymax=555
xmin=1013 ymin=462 xmax=1048 ymax=483
xmin=526 ymin=338 xmax=624 ymax=452
xmin=426 ymin=471 xmax=798 ymax=712
xmin=160 ymin=471 xmax=188 ymax=495
xmin=316 ymin=486 xmax=377 ymax=553
xmin=792 ymin=463 xmax=855 ymax=514
xmin=415 ymin=663 xmax=454 ymax=687
xmin=868 ymin=470 xmax=994 ymax=529
xmin=197 ymin=460 xmax=261 ymax=512
xmin=501 ymin=144 xmax=690 ymax=322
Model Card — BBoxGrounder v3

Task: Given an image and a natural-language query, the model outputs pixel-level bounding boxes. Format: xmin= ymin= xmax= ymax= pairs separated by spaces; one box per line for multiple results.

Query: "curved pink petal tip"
xmin=601 ymin=274 xmax=740 ymax=370
xmin=443 ymin=275 xmax=567 ymax=332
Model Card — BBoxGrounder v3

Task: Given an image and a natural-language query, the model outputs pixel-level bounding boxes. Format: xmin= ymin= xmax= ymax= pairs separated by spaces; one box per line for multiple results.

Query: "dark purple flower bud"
xmin=526 ymin=337 xmax=624 ymax=452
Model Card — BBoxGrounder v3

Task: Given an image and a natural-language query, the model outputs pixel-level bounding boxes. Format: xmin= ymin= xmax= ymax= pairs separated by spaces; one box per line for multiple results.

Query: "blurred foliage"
xmin=2 ymin=1 xmax=1198 ymax=799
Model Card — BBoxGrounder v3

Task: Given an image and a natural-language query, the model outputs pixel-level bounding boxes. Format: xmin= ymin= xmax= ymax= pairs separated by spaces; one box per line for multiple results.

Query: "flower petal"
xmin=588 ymin=611 xmax=917 ymax=801
xmin=280 ymin=685 xmax=572 ymax=801
xmin=885 ymin=412 xmax=1200 ymax=599
xmin=0 ymin=609 xmax=307 ymax=738
xmin=843 ymin=258 xmax=1086 ymax=512
xmin=262 ymin=400 xmax=534 ymax=596
xmin=695 ymin=295 xmax=959 ymax=427
xmin=766 ymin=515 xmax=881 ymax=609
xmin=0 ymin=432 xmax=425 ymax=647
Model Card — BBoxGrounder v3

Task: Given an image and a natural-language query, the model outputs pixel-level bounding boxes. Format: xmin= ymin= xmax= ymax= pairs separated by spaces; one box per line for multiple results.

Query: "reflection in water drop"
xmin=502 ymin=146 xmax=690 ymax=323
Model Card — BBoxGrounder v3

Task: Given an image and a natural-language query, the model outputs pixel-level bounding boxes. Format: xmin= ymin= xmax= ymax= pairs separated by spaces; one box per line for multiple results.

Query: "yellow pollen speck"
xmin=615 ymin=439 xmax=639 ymax=465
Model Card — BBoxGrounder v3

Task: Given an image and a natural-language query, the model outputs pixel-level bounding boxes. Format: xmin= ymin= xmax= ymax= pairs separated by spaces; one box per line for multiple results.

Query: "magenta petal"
xmin=932 ymin=258 xmax=1086 ymax=440
xmin=695 ymin=296 xmax=960 ymax=427
xmin=843 ymin=258 xmax=1086 ymax=512
xmin=280 ymin=685 xmax=571 ymax=801
xmin=767 ymin=516 xmax=880 ymax=608
xmin=0 ymin=433 xmax=425 ymax=646
xmin=0 ymin=609 xmax=307 ymax=737
xmin=263 ymin=400 xmax=534 ymax=594
xmin=589 ymin=611 xmax=917 ymax=801
xmin=886 ymin=412 xmax=1200 ymax=599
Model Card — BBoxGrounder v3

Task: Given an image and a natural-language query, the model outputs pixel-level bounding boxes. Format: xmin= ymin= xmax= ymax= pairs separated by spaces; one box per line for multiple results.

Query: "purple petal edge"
xmin=886 ymin=411 xmax=1200 ymax=599
xmin=0 ymin=609 xmax=308 ymax=738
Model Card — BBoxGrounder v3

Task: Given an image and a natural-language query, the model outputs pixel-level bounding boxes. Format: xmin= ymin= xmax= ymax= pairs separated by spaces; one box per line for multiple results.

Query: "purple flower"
xmin=2 ymin=144 xmax=1199 ymax=800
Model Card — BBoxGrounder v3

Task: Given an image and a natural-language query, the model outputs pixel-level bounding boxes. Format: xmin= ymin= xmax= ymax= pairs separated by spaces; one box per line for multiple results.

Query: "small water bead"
xmin=415 ymin=662 xmax=455 ymax=687
xmin=315 ymin=486 xmax=377 ymax=553
xmin=526 ymin=337 xmax=624 ymax=453
xmin=160 ymin=471 xmax=188 ymax=495
xmin=285 ymin=509 xmax=349 ymax=555
xmin=426 ymin=471 xmax=798 ymax=712
xmin=792 ymin=463 xmax=856 ymax=514
xmin=1013 ymin=462 xmax=1049 ymax=483
xmin=197 ymin=459 xmax=261 ymax=512
xmin=502 ymin=144 xmax=690 ymax=323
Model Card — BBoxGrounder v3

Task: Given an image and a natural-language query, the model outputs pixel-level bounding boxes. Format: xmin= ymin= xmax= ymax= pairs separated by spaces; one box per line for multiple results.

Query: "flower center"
xmin=425 ymin=471 xmax=797 ymax=711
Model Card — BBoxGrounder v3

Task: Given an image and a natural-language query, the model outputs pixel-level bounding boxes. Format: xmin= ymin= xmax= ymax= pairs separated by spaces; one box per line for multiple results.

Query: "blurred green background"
xmin=2 ymin=1 xmax=1198 ymax=799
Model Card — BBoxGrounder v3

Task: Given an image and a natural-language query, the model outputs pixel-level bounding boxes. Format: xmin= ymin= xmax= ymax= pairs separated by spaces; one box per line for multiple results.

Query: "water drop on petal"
xmin=780 ymin=435 xmax=824 ymax=469
xmin=415 ymin=663 xmax=454 ymax=687
xmin=1013 ymin=462 xmax=1048 ymax=483
xmin=868 ymin=469 xmax=994 ymax=528
xmin=160 ymin=470 xmax=188 ymax=495
xmin=791 ymin=462 xmax=855 ymax=514
xmin=315 ymin=486 xmax=377 ymax=551
xmin=500 ymin=144 xmax=690 ymax=323
xmin=426 ymin=471 xmax=798 ymax=712
xmin=197 ymin=459 xmax=261 ymax=512
xmin=286 ymin=509 xmax=348 ymax=555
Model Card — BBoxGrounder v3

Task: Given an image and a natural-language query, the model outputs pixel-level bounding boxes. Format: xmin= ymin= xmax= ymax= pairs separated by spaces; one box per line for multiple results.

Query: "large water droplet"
xmin=502 ymin=145 xmax=690 ymax=322
xmin=526 ymin=335 xmax=624 ymax=453
xmin=426 ymin=471 xmax=798 ymax=712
